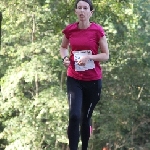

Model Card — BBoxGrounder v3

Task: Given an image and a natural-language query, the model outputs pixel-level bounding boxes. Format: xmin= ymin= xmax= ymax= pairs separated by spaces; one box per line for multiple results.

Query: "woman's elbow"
xmin=103 ymin=53 xmax=109 ymax=61
xmin=106 ymin=54 xmax=109 ymax=60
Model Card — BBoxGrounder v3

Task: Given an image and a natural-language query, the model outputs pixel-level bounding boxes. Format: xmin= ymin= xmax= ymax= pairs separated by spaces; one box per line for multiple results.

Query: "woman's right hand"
xmin=63 ymin=57 xmax=70 ymax=68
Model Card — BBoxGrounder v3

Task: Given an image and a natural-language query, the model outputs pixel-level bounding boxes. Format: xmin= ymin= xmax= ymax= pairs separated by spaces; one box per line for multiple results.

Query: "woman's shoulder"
xmin=91 ymin=22 xmax=104 ymax=30
xmin=62 ymin=22 xmax=78 ymax=35
xmin=91 ymin=22 xmax=105 ymax=37
xmin=64 ymin=22 xmax=78 ymax=30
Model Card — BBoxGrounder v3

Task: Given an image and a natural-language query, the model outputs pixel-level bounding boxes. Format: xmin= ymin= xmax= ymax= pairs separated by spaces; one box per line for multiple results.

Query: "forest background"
xmin=0 ymin=0 xmax=150 ymax=150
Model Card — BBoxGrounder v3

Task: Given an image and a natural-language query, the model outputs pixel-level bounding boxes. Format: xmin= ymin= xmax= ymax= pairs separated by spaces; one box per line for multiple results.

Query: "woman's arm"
xmin=60 ymin=35 xmax=70 ymax=67
xmin=60 ymin=35 xmax=69 ymax=58
xmin=77 ymin=36 xmax=109 ymax=66
xmin=89 ymin=35 xmax=109 ymax=61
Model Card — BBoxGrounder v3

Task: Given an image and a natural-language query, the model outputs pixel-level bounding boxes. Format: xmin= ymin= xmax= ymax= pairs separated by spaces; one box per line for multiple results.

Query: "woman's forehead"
xmin=77 ymin=1 xmax=90 ymax=7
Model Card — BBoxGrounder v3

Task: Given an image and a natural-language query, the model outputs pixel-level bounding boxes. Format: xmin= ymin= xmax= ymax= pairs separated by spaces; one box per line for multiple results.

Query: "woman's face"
xmin=75 ymin=1 xmax=93 ymax=22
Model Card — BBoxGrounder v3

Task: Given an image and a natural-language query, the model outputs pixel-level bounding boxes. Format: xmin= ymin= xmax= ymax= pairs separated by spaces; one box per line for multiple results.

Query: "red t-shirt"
xmin=62 ymin=22 xmax=105 ymax=81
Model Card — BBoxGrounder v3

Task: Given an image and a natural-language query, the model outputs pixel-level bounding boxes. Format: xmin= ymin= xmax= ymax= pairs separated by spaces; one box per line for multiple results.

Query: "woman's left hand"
xmin=77 ymin=55 xmax=90 ymax=66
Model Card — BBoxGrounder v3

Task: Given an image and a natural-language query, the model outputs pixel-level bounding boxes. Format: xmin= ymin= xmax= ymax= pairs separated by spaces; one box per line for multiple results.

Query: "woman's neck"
xmin=78 ymin=21 xmax=91 ymax=29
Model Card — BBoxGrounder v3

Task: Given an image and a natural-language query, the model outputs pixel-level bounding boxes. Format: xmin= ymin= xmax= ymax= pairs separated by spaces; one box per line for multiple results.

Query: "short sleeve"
xmin=98 ymin=25 xmax=105 ymax=38
xmin=62 ymin=24 xmax=71 ymax=39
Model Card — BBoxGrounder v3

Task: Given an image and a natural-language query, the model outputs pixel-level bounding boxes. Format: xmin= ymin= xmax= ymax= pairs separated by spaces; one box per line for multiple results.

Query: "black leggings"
xmin=67 ymin=76 xmax=102 ymax=150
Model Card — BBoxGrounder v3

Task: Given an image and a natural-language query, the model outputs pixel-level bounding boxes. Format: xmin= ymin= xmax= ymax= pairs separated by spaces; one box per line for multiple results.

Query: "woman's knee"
xmin=69 ymin=114 xmax=80 ymax=122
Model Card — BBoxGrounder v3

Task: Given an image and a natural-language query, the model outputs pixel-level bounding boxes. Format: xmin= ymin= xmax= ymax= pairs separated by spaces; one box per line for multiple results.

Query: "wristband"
xmin=62 ymin=56 xmax=68 ymax=62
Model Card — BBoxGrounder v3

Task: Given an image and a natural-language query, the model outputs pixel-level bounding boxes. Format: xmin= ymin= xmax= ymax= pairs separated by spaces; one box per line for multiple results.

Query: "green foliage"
xmin=0 ymin=0 xmax=150 ymax=150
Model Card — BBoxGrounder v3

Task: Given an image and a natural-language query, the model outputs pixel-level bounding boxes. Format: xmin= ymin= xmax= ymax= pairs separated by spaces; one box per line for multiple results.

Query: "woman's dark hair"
xmin=75 ymin=0 xmax=93 ymax=11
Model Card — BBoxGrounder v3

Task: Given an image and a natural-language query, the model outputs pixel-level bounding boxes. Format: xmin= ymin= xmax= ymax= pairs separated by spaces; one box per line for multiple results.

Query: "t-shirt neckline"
xmin=77 ymin=22 xmax=93 ymax=30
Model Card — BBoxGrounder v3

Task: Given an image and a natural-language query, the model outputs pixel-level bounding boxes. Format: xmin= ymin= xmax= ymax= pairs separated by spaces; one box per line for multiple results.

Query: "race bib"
xmin=73 ymin=50 xmax=95 ymax=71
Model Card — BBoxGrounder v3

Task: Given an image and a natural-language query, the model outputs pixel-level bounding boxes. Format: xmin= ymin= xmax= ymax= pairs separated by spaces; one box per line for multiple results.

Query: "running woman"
xmin=60 ymin=0 xmax=109 ymax=149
